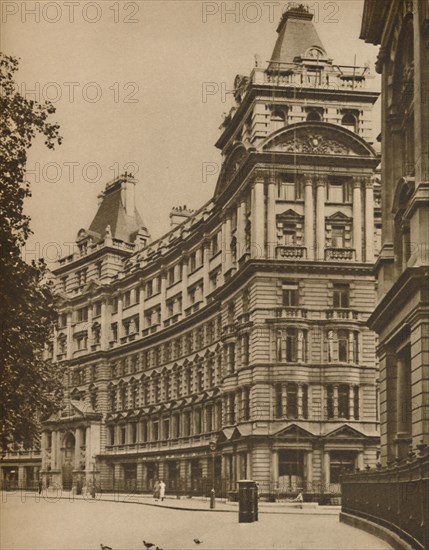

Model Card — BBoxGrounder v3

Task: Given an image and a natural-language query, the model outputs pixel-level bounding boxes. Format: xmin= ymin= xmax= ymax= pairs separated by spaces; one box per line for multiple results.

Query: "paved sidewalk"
xmin=49 ymin=489 xmax=341 ymax=515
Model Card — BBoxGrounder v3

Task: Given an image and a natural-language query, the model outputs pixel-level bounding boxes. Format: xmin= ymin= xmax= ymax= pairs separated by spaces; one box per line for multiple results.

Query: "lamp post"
xmin=90 ymin=455 xmax=97 ymax=499
xmin=209 ymin=440 xmax=216 ymax=509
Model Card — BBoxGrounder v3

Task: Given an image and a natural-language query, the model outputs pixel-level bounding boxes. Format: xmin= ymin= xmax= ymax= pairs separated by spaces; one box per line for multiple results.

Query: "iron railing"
xmin=341 ymin=451 xmax=429 ymax=550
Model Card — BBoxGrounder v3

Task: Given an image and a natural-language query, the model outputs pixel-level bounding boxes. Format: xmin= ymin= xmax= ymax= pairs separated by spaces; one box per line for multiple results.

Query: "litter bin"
xmin=238 ymin=480 xmax=258 ymax=523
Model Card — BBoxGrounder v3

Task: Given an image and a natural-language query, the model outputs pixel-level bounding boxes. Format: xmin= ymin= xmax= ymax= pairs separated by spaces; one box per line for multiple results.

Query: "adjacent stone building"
xmin=1 ymin=7 xmax=382 ymax=500
xmin=341 ymin=1 xmax=429 ymax=548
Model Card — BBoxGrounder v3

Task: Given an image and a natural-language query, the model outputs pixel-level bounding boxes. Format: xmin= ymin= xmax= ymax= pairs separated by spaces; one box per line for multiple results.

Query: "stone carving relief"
xmin=268 ymin=132 xmax=351 ymax=155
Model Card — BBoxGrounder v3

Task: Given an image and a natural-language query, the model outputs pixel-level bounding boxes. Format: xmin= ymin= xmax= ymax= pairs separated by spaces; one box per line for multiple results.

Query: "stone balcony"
xmin=275 ymin=307 xmax=308 ymax=319
xmin=325 ymin=309 xmax=359 ymax=321
xmin=276 ymin=246 xmax=307 ymax=260
xmin=325 ymin=248 xmax=355 ymax=261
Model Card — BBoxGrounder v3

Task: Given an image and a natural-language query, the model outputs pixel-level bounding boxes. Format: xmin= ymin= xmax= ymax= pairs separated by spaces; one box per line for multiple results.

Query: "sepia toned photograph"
xmin=0 ymin=1 xmax=428 ymax=549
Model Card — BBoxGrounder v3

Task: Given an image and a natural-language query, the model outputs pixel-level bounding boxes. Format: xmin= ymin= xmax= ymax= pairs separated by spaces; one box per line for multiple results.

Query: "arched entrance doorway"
xmin=62 ymin=433 xmax=75 ymax=490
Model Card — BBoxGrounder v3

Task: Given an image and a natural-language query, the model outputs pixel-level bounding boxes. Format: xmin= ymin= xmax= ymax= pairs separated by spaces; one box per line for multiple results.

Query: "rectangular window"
xmin=152 ymin=420 xmax=159 ymax=441
xmin=278 ymin=178 xmax=296 ymax=200
xmin=168 ymin=267 xmax=175 ymax=286
xmin=333 ymin=283 xmax=350 ymax=308
xmin=338 ymin=384 xmax=350 ymax=419
xmin=146 ymin=280 xmax=153 ymax=298
xmin=211 ymin=233 xmax=219 ymax=256
xmin=123 ymin=291 xmax=131 ymax=308
xmin=328 ymin=182 xmax=344 ymax=203
xmin=281 ymin=223 xmax=297 ymax=245
xmin=111 ymin=323 xmax=118 ymax=342
xmin=332 ymin=226 xmax=346 ymax=248
xmin=77 ymin=307 xmax=88 ymax=322
xmin=282 ymin=281 xmax=299 ymax=306
xmin=163 ymin=418 xmax=170 ymax=440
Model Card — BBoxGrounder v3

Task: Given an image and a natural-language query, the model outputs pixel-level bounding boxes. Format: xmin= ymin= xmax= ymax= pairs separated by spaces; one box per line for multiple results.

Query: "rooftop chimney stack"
xmin=169 ymin=205 xmax=195 ymax=228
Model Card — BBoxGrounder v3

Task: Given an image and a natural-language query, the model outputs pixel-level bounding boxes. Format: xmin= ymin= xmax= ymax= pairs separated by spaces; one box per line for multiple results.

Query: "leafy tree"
xmin=0 ymin=53 xmax=63 ymax=450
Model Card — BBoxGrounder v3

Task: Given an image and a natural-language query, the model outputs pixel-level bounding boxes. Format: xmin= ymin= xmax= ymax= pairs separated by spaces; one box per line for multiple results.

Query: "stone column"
xmin=101 ymin=301 xmax=108 ymax=350
xmin=364 ymin=177 xmax=375 ymax=262
xmin=323 ymin=451 xmax=330 ymax=488
xmin=41 ymin=432 xmax=47 ymax=469
xmin=87 ymin=303 xmax=93 ymax=346
xmin=271 ymin=450 xmax=279 ymax=486
xmin=51 ymin=431 xmax=58 ymax=469
xmin=181 ymin=255 xmax=189 ymax=311
xmin=202 ymin=239 xmax=210 ymax=304
xmin=333 ymin=385 xmax=339 ymax=419
xmin=352 ymin=177 xmax=362 ymax=262
xmin=74 ymin=428 xmax=82 ymax=469
xmin=281 ymin=384 xmax=287 ymax=418
xmin=117 ymin=295 xmax=123 ymax=339
xmin=315 ymin=177 xmax=326 ymax=261
xmin=348 ymin=331 xmax=355 ymax=363
xmin=304 ymin=176 xmax=314 ymax=260
xmin=223 ymin=215 xmax=232 ymax=273
xmin=66 ymin=311 xmax=73 ymax=359
xmin=138 ymin=283 xmax=145 ymax=336
xmin=357 ymin=451 xmax=364 ymax=470
xmin=396 ymin=355 xmax=411 ymax=447
xmin=297 ymin=384 xmax=303 ymax=419
xmin=306 ymin=451 xmax=313 ymax=489
xmin=349 ymin=385 xmax=355 ymax=421
xmin=297 ymin=329 xmax=304 ymax=362
xmin=160 ymin=270 xmax=167 ymax=324
xmin=236 ymin=198 xmax=246 ymax=260
xmin=266 ymin=181 xmax=277 ymax=259
xmin=251 ymin=177 xmax=266 ymax=260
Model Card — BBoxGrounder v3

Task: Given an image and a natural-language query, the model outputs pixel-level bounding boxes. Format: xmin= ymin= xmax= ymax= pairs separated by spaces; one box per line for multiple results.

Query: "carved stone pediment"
xmin=261 ymin=122 xmax=376 ymax=157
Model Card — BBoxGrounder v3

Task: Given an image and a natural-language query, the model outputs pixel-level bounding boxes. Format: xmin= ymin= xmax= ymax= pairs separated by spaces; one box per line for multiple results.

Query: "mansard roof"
xmin=88 ymin=177 xmax=148 ymax=244
xmin=268 ymin=7 xmax=329 ymax=70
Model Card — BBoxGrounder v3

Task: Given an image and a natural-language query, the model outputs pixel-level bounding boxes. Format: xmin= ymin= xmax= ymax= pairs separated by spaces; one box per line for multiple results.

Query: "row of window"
xmin=282 ymin=281 xmax=351 ymax=308
xmin=275 ymin=383 xmax=360 ymax=421
xmin=274 ymin=328 xmax=359 ymax=364
xmin=108 ymin=403 xmax=223 ymax=445
xmin=108 ymin=360 xmax=221 ymax=412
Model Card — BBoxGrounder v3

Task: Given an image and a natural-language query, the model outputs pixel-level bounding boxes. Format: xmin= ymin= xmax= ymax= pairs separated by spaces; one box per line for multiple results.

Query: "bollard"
xmin=210 ymin=488 xmax=216 ymax=509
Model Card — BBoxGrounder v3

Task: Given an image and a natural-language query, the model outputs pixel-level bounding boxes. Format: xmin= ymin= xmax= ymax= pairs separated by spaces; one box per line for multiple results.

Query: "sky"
xmin=1 ymin=0 xmax=381 ymax=264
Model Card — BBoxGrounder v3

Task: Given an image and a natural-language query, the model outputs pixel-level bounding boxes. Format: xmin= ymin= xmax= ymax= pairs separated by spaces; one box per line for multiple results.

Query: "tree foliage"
xmin=0 ymin=53 xmax=63 ymax=450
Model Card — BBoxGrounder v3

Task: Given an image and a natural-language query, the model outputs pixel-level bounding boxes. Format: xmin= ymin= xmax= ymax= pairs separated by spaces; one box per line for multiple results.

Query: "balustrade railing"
xmin=325 ymin=247 xmax=355 ymax=261
xmin=276 ymin=246 xmax=306 ymax=260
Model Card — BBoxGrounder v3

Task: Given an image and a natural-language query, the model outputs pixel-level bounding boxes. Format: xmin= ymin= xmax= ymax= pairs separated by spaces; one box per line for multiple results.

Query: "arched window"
xmin=341 ymin=113 xmax=357 ymax=133
xmin=307 ymin=110 xmax=321 ymax=122
xmin=271 ymin=108 xmax=286 ymax=131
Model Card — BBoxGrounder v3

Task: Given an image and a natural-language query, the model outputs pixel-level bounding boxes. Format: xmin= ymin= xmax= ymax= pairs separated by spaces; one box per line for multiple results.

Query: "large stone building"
xmin=2 ymin=7 xmax=382 ymax=499
xmin=341 ymin=1 xmax=429 ymax=548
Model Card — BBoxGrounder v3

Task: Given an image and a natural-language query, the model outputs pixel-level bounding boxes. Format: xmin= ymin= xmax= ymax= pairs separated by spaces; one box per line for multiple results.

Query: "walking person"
xmin=153 ymin=479 xmax=160 ymax=501
xmin=38 ymin=478 xmax=43 ymax=495
xmin=159 ymin=479 xmax=166 ymax=502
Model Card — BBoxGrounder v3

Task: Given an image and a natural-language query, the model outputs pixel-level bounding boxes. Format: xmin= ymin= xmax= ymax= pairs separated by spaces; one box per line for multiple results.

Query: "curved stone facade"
xmin=22 ymin=7 xmax=383 ymax=500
